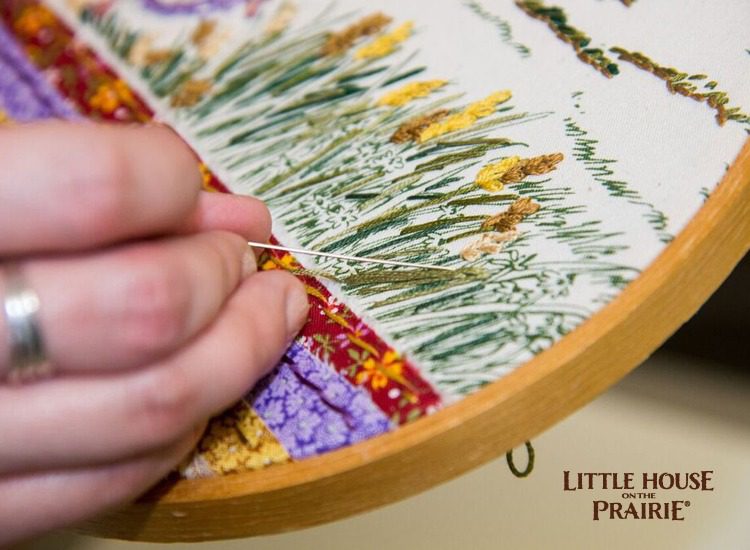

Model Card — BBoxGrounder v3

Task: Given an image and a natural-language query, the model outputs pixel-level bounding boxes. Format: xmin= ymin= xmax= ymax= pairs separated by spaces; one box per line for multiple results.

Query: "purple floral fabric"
xmin=249 ymin=342 xmax=393 ymax=459
xmin=0 ymin=22 xmax=78 ymax=121
xmin=143 ymin=0 xmax=255 ymax=15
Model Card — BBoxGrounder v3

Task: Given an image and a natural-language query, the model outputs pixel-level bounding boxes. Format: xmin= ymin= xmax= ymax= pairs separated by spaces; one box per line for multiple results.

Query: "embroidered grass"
xmin=563 ymin=115 xmax=672 ymax=243
xmin=610 ymin=46 xmax=750 ymax=128
xmin=77 ymin=5 xmax=639 ymax=397
xmin=464 ymin=0 xmax=531 ymax=58
xmin=515 ymin=1 xmax=620 ymax=78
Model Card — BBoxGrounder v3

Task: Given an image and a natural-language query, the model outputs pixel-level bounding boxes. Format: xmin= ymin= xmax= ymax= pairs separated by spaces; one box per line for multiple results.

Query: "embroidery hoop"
xmin=79 ymin=140 xmax=750 ymax=542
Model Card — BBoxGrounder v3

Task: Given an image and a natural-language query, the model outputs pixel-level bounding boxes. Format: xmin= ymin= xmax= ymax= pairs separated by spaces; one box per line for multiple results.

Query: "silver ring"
xmin=2 ymin=264 xmax=52 ymax=383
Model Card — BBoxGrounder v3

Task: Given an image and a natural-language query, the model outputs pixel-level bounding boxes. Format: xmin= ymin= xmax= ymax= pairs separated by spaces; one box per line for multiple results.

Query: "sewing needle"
xmin=247 ymin=241 xmax=454 ymax=272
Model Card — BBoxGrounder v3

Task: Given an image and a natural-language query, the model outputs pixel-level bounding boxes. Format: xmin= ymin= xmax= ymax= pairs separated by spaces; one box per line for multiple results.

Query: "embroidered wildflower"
xmin=322 ymin=13 xmax=392 ymax=56
xmin=354 ymin=21 xmax=413 ymax=60
xmin=460 ymin=230 xmax=519 ymax=261
xmin=378 ymin=80 xmax=448 ymax=107
xmin=476 ymin=153 xmax=564 ymax=190
xmin=610 ymin=46 xmax=750 ymax=126
xmin=481 ymin=197 xmax=540 ymax=232
xmin=191 ymin=20 xmax=217 ymax=47
xmin=264 ymin=0 xmax=297 ymax=35
xmin=517 ymin=1 xmax=619 ymax=78
xmin=465 ymin=90 xmax=512 ymax=117
xmin=475 ymin=156 xmax=521 ymax=191
xmin=391 ymin=109 xmax=450 ymax=143
xmin=418 ymin=90 xmax=512 ymax=142
xmin=518 ymin=152 xmax=564 ymax=175
xmin=127 ymin=34 xmax=153 ymax=66
xmin=66 ymin=0 xmax=111 ymax=15
xmin=171 ymin=78 xmax=213 ymax=107
xmin=144 ymin=49 xmax=175 ymax=65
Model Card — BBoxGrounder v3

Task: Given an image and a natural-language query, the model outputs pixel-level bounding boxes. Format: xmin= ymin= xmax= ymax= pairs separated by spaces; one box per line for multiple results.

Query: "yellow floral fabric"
xmin=190 ymin=402 xmax=291 ymax=476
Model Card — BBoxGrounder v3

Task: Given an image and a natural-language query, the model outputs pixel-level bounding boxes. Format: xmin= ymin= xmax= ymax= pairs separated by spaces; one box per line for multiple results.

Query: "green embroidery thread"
xmin=610 ymin=46 xmax=750 ymax=129
xmin=515 ymin=1 xmax=620 ymax=78
xmin=464 ymin=0 xmax=532 ymax=58
xmin=564 ymin=114 xmax=672 ymax=243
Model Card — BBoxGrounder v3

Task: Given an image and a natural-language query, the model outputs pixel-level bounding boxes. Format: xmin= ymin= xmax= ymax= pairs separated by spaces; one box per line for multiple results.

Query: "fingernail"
xmin=242 ymin=247 xmax=257 ymax=278
xmin=284 ymin=280 xmax=309 ymax=340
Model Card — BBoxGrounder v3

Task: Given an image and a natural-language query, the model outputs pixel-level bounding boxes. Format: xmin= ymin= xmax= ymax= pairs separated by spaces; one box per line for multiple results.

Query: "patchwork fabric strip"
xmin=143 ymin=0 xmax=259 ymax=16
xmin=262 ymin=247 xmax=442 ymax=425
xmin=249 ymin=342 xmax=392 ymax=459
xmin=181 ymin=402 xmax=291 ymax=478
xmin=0 ymin=20 xmax=77 ymax=119
xmin=0 ymin=1 xmax=153 ymax=123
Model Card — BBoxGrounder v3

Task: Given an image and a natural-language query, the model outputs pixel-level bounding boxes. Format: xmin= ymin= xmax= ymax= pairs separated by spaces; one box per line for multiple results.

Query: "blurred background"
xmin=22 ymin=255 xmax=749 ymax=550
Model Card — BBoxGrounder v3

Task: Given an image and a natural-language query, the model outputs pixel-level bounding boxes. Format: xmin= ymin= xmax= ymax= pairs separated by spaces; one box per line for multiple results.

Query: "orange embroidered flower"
xmin=88 ymin=80 xmax=134 ymax=114
xmin=356 ymin=350 xmax=403 ymax=389
xmin=14 ymin=6 xmax=55 ymax=37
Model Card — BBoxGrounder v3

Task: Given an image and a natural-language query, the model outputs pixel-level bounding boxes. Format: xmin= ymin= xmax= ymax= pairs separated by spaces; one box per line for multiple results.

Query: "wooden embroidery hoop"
xmin=80 ymin=140 xmax=750 ymax=542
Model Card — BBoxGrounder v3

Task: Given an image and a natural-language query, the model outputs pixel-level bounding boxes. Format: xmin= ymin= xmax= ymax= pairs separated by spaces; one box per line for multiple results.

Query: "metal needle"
xmin=247 ymin=241 xmax=454 ymax=272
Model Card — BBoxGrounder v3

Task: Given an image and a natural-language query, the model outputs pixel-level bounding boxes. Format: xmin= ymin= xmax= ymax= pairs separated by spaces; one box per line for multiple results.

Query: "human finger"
xmin=180 ymin=191 xmax=272 ymax=244
xmin=0 ymin=428 xmax=201 ymax=547
xmin=0 ymin=271 xmax=307 ymax=473
xmin=0 ymin=121 xmax=201 ymax=255
xmin=0 ymin=230 xmax=255 ymax=374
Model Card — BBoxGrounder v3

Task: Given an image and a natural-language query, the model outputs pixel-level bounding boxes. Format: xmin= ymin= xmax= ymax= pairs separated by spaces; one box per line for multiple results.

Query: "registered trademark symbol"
xmin=685 ymin=501 xmax=691 ymax=507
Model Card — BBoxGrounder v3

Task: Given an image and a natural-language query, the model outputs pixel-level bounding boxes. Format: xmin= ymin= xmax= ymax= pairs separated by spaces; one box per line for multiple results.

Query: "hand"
xmin=0 ymin=121 xmax=308 ymax=545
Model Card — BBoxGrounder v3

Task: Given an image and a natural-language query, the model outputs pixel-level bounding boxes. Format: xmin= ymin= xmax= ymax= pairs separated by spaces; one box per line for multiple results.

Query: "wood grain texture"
xmin=80 ymin=139 xmax=750 ymax=542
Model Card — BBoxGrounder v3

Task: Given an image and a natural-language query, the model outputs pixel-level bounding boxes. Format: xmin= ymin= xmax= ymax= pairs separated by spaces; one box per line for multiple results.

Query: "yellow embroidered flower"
xmin=475 ymin=156 xmax=521 ymax=192
xmin=66 ymin=0 xmax=110 ymax=14
xmin=322 ymin=13 xmax=392 ymax=56
xmin=127 ymin=34 xmax=153 ymax=67
xmin=0 ymin=110 xmax=9 ymax=125
xmin=418 ymin=90 xmax=512 ymax=143
xmin=88 ymin=80 xmax=133 ymax=114
xmin=171 ymin=79 xmax=213 ymax=108
xmin=14 ymin=5 xmax=55 ymax=36
xmin=377 ymin=80 xmax=447 ymax=107
xmin=356 ymin=350 xmax=403 ymax=390
xmin=265 ymin=0 xmax=297 ymax=36
xmin=475 ymin=152 xmax=564 ymax=191
xmin=193 ymin=22 xmax=230 ymax=61
xmin=418 ymin=112 xmax=474 ymax=142
xmin=191 ymin=20 xmax=217 ymax=48
xmin=464 ymin=90 xmax=512 ymax=117
xmin=355 ymin=21 xmax=413 ymax=60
